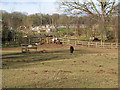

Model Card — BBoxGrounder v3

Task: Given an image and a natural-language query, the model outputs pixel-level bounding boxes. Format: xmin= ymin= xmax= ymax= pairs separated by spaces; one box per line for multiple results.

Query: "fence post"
xmin=111 ymin=43 xmax=113 ymax=49
xmin=103 ymin=42 xmax=104 ymax=48
xmin=116 ymin=43 xmax=118 ymax=48
xmin=96 ymin=42 xmax=97 ymax=48
xmin=63 ymin=39 xmax=65 ymax=44
xmin=82 ymin=42 xmax=83 ymax=45
xmin=75 ymin=41 xmax=76 ymax=46
xmin=88 ymin=42 xmax=90 ymax=47
xmin=68 ymin=39 xmax=70 ymax=44
xmin=101 ymin=40 xmax=102 ymax=48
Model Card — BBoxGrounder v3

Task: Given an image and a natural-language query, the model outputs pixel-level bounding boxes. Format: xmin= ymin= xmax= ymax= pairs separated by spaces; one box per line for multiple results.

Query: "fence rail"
xmin=61 ymin=39 xmax=119 ymax=49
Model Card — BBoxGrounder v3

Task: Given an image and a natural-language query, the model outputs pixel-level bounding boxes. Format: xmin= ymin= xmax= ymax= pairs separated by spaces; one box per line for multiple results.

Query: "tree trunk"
xmin=101 ymin=14 xmax=107 ymax=41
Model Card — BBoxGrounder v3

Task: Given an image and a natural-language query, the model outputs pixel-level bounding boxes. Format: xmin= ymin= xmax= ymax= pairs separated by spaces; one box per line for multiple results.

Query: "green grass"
xmin=2 ymin=43 xmax=20 ymax=48
xmin=2 ymin=44 xmax=118 ymax=88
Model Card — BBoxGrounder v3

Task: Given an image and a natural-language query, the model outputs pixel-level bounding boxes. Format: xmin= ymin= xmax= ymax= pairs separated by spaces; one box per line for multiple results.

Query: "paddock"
xmin=2 ymin=44 xmax=118 ymax=88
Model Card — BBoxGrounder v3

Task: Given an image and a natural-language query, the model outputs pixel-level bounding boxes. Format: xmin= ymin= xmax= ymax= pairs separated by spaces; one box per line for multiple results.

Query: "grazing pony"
xmin=70 ymin=46 xmax=74 ymax=54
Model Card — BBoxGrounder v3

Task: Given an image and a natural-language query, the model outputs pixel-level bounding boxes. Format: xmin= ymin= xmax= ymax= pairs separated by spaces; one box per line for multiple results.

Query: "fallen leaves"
xmin=82 ymin=60 xmax=87 ymax=63
xmin=42 ymin=70 xmax=49 ymax=72
xmin=42 ymin=69 xmax=91 ymax=73
xmin=42 ymin=70 xmax=72 ymax=73
xmin=62 ymin=77 xmax=68 ymax=79
xmin=96 ymin=69 xmax=105 ymax=73
xmin=106 ymin=72 xmax=117 ymax=74
xmin=95 ymin=69 xmax=117 ymax=74
xmin=80 ymin=70 xmax=84 ymax=72
xmin=79 ymin=70 xmax=89 ymax=72
xmin=58 ymin=70 xmax=72 ymax=73
xmin=52 ymin=70 xmax=56 ymax=72
xmin=31 ymin=71 xmax=38 ymax=74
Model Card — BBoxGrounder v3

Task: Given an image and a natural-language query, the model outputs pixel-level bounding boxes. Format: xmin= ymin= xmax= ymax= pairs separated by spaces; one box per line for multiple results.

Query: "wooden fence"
xmin=61 ymin=39 xmax=119 ymax=49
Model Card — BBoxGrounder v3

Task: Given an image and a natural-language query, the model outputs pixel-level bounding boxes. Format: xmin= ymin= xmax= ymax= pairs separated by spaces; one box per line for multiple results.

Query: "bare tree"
xmin=59 ymin=0 xmax=118 ymax=41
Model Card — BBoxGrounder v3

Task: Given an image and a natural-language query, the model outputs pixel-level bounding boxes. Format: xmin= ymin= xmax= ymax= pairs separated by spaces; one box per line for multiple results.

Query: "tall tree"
xmin=59 ymin=0 xmax=118 ymax=40
xmin=52 ymin=14 xmax=59 ymax=26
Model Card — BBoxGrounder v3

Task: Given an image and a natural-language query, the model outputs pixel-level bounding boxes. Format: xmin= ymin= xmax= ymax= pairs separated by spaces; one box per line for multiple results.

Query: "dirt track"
xmin=2 ymin=43 xmax=117 ymax=54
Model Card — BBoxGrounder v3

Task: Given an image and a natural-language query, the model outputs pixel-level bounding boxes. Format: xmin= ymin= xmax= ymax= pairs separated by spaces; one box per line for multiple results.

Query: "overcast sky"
xmin=0 ymin=0 xmax=62 ymax=15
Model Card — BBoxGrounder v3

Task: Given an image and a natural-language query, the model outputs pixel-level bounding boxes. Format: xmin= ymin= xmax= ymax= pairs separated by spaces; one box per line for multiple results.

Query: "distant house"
xmin=79 ymin=24 xmax=87 ymax=28
xmin=31 ymin=25 xmax=55 ymax=33
xmin=92 ymin=24 xmax=99 ymax=28
xmin=32 ymin=26 xmax=41 ymax=33
xmin=57 ymin=25 xmax=67 ymax=28
xmin=17 ymin=26 xmax=27 ymax=32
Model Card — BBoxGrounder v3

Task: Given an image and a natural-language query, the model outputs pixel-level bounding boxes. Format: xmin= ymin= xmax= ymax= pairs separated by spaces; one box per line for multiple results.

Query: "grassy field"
xmin=2 ymin=44 xmax=118 ymax=88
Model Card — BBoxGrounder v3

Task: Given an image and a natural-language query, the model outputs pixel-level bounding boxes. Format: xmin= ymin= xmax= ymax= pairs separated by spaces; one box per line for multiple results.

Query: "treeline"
xmin=1 ymin=10 xmax=118 ymax=45
xmin=0 ymin=10 xmax=89 ymax=44
xmin=1 ymin=10 xmax=91 ymax=28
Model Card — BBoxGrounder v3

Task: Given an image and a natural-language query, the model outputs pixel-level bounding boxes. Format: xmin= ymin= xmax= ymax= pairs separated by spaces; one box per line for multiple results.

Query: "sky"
xmin=0 ymin=0 xmax=62 ymax=15
xmin=0 ymin=0 xmax=119 ymax=15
